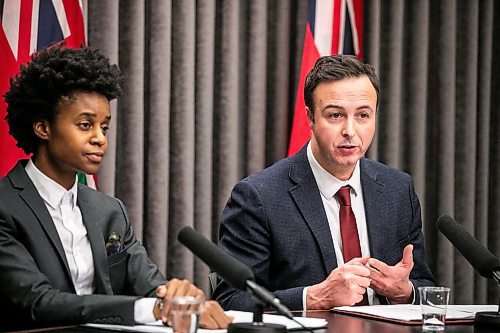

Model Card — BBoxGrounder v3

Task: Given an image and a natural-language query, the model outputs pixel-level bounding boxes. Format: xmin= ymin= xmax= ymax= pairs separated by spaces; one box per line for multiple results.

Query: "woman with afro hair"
xmin=0 ymin=45 xmax=231 ymax=330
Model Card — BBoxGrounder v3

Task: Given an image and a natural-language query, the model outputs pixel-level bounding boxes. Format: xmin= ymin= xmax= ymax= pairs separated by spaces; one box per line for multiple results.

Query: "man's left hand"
xmin=368 ymin=244 xmax=414 ymax=304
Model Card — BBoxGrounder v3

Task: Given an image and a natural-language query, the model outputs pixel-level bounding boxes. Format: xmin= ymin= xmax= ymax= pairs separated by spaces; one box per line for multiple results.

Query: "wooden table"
xmin=303 ymin=310 xmax=497 ymax=333
xmin=12 ymin=310 xmax=499 ymax=333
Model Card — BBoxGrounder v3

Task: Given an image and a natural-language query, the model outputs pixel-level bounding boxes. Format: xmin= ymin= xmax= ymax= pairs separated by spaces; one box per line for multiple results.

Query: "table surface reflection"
xmin=303 ymin=310 xmax=497 ymax=333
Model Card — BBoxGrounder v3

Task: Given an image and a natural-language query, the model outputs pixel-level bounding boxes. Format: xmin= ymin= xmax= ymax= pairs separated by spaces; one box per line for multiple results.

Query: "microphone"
xmin=177 ymin=227 xmax=293 ymax=319
xmin=436 ymin=215 xmax=500 ymax=329
xmin=436 ymin=215 xmax=500 ymax=283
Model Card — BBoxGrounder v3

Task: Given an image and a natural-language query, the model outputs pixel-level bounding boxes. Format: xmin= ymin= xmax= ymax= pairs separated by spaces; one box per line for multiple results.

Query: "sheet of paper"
xmin=333 ymin=304 xmax=498 ymax=322
xmin=83 ymin=310 xmax=328 ymax=332
xmin=227 ymin=310 xmax=327 ymax=330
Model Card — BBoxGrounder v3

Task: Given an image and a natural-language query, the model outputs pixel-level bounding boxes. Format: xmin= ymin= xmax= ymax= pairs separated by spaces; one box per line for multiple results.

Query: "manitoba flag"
xmin=0 ymin=0 xmax=94 ymax=186
xmin=287 ymin=0 xmax=363 ymax=156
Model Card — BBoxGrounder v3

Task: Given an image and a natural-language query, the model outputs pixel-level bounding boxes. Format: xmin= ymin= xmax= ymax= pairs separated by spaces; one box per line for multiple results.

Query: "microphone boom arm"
xmin=246 ymin=280 xmax=293 ymax=319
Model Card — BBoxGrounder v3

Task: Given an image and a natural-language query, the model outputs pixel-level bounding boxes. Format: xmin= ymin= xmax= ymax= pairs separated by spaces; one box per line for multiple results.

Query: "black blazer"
xmin=0 ymin=161 xmax=166 ymax=330
xmin=213 ymin=145 xmax=434 ymax=311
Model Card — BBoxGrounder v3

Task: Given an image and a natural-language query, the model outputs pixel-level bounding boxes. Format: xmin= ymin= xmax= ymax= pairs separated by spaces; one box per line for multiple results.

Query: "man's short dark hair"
xmin=4 ymin=44 xmax=122 ymax=154
xmin=304 ymin=55 xmax=380 ymax=114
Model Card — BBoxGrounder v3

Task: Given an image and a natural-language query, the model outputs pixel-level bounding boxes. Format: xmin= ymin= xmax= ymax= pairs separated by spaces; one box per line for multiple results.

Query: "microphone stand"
xmin=227 ymin=297 xmax=287 ymax=333
xmin=474 ymin=273 xmax=500 ymax=329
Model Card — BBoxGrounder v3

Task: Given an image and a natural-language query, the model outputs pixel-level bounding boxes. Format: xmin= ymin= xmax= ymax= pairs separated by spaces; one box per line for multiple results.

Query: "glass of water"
xmin=166 ymin=295 xmax=204 ymax=333
xmin=418 ymin=286 xmax=450 ymax=331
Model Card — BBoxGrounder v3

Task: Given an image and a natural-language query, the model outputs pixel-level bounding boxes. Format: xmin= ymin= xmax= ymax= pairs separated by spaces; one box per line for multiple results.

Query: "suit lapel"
xmin=360 ymin=159 xmax=388 ymax=261
xmin=77 ymin=185 xmax=113 ymax=294
xmin=9 ymin=163 xmax=73 ymax=282
xmin=289 ymin=148 xmax=337 ymax=274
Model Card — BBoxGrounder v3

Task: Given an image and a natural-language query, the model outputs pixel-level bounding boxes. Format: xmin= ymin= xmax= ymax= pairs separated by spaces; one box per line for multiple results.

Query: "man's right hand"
xmin=306 ymin=257 xmax=371 ymax=309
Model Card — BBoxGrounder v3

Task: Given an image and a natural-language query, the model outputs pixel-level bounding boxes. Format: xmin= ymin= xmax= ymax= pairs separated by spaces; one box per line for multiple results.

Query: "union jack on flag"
xmin=0 ymin=0 xmax=94 ymax=187
xmin=0 ymin=0 xmax=85 ymax=63
xmin=288 ymin=0 xmax=363 ymax=156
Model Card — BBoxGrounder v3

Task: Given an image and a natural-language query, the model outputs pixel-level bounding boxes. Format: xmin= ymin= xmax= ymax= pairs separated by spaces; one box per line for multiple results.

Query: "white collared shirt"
xmin=302 ymin=143 xmax=376 ymax=308
xmin=25 ymin=160 xmax=95 ymax=295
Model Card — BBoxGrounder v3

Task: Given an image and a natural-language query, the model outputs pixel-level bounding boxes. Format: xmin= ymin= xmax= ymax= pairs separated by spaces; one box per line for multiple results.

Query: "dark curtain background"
xmin=86 ymin=0 xmax=499 ymax=304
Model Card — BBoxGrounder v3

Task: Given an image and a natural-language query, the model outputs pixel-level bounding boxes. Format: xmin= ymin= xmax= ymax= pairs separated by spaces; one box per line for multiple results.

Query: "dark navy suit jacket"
xmin=213 ymin=145 xmax=434 ymax=311
xmin=0 ymin=162 xmax=166 ymax=330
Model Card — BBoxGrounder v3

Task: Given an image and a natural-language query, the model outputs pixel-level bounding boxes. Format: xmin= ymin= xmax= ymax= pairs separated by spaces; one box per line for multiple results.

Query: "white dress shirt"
xmin=302 ymin=143 xmax=376 ymax=308
xmin=26 ymin=160 xmax=95 ymax=295
xmin=25 ymin=160 xmax=156 ymax=323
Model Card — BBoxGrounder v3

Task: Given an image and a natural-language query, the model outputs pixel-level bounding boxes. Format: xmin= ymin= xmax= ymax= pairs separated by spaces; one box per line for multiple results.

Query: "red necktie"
xmin=335 ymin=185 xmax=369 ymax=306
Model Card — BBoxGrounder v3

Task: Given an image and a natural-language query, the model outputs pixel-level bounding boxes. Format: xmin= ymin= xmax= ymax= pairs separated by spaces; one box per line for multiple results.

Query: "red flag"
xmin=288 ymin=0 xmax=363 ymax=156
xmin=0 ymin=0 xmax=86 ymax=176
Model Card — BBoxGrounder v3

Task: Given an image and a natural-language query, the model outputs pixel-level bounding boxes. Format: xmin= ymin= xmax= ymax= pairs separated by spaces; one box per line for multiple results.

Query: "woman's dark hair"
xmin=4 ymin=44 xmax=122 ymax=154
xmin=304 ymin=54 xmax=380 ymax=116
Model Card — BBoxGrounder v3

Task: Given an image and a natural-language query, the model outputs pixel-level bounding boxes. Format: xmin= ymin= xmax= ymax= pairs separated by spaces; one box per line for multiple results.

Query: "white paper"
xmin=83 ymin=310 xmax=328 ymax=332
xmin=333 ymin=304 xmax=498 ymax=322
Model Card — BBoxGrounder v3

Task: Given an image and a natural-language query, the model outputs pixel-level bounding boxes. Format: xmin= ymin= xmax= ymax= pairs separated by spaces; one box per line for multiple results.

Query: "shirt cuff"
xmin=134 ymin=297 xmax=157 ymax=323
xmin=302 ymin=286 xmax=309 ymax=310
xmin=409 ymin=282 xmax=416 ymax=304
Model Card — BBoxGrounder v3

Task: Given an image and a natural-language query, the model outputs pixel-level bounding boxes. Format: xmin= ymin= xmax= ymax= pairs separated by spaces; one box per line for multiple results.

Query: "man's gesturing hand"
xmin=368 ymin=244 xmax=414 ymax=304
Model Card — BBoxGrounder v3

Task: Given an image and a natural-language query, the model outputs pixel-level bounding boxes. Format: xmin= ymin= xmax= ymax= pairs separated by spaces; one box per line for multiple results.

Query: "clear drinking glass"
xmin=166 ymin=296 xmax=203 ymax=333
xmin=418 ymin=286 xmax=450 ymax=331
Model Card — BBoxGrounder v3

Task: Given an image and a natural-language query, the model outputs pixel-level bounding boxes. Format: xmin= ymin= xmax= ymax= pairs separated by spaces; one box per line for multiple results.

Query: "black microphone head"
xmin=437 ymin=215 xmax=500 ymax=279
xmin=178 ymin=227 xmax=254 ymax=291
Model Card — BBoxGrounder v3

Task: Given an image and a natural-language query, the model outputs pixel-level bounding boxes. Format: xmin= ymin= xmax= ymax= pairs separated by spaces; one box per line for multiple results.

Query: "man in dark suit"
xmin=0 ymin=45 xmax=231 ymax=330
xmin=213 ymin=55 xmax=434 ymax=311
